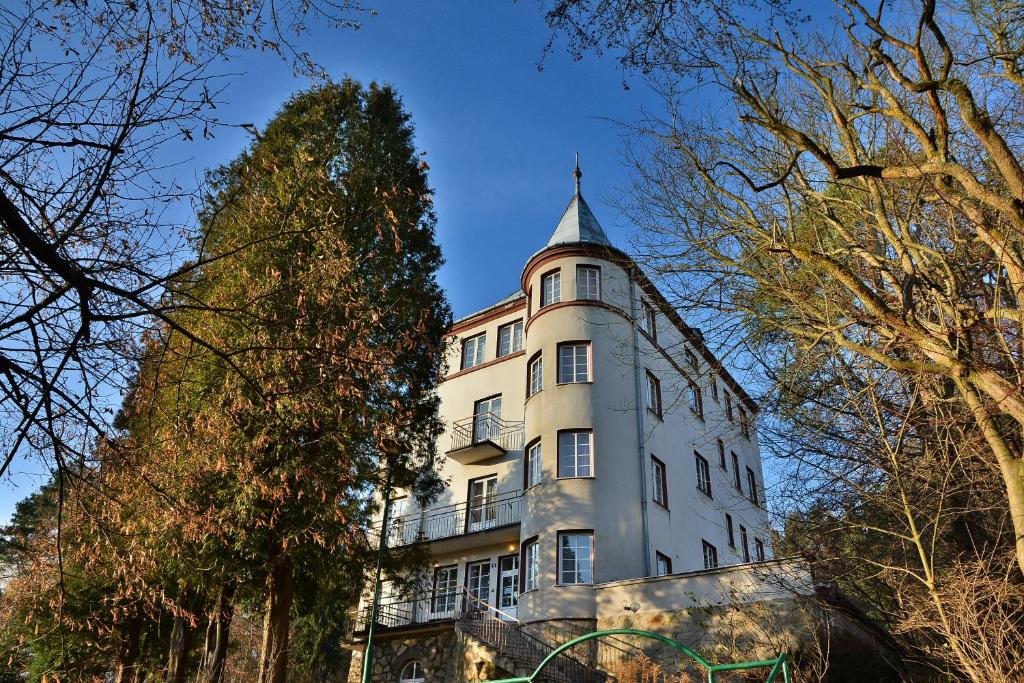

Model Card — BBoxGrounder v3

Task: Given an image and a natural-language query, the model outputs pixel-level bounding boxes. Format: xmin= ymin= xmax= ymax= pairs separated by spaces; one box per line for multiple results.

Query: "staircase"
xmin=456 ymin=592 xmax=608 ymax=683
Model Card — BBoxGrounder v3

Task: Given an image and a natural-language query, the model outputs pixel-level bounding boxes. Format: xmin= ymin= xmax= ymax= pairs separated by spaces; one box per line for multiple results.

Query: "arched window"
xmin=399 ymin=660 xmax=425 ymax=683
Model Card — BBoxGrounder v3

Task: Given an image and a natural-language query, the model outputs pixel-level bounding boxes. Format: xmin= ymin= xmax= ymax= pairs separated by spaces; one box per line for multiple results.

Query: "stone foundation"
xmin=345 ymin=628 xmax=514 ymax=683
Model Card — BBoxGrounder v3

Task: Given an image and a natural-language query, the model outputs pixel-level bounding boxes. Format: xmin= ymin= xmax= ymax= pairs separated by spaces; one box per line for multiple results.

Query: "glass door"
xmin=466 ymin=560 xmax=491 ymax=612
xmin=431 ymin=565 xmax=458 ymax=619
xmin=498 ymin=554 xmax=519 ymax=620
xmin=468 ymin=475 xmax=498 ymax=532
xmin=473 ymin=395 xmax=502 ymax=443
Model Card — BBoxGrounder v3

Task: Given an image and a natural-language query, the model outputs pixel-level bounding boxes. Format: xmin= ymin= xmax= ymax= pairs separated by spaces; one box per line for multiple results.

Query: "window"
xmin=498 ymin=320 xmax=523 ymax=357
xmin=432 ymin=565 xmax=458 ymax=613
xmin=717 ymin=438 xmax=726 ymax=468
xmin=468 ymin=475 xmax=498 ymax=531
xmin=746 ymin=467 xmax=759 ymax=506
xmin=524 ymin=539 xmax=540 ymax=591
xmin=541 ymin=270 xmax=561 ymax=307
xmin=640 ymin=300 xmax=657 ymax=339
xmin=740 ymin=407 xmax=751 ymax=439
xmin=687 ymin=381 xmax=703 ymax=418
xmin=526 ymin=440 xmax=542 ymax=487
xmin=726 ymin=513 xmax=735 ymax=548
xmin=558 ymin=532 xmax=593 ymax=584
xmin=558 ymin=431 xmax=592 ymax=478
xmin=695 ymin=451 xmax=712 ymax=497
xmin=528 ymin=353 xmax=543 ymax=397
xmin=702 ymin=540 xmax=719 ymax=569
xmin=740 ymin=526 xmax=751 ymax=562
xmin=725 ymin=392 xmax=734 ymax=421
xmin=558 ymin=343 xmax=590 ymax=383
xmin=731 ymin=452 xmax=742 ymax=491
xmin=656 ymin=552 xmax=672 ymax=577
xmin=473 ymin=395 xmax=502 ymax=443
xmin=461 ymin=333 xmax=486 ymax=370
xmin=645 ymin=371 xmax=662 ymax=417
xmin=399 ymin=661 xmax=425 ymax=683
xmin=755 ymin=538 xmax=766 ymax=562
xmin=685 ymin=349 xmax=698 ymax=369
xmin=576 ymin=265 xmax=601 ymax=300
xmin=710 ymin=375 xmax=719 ymax=401
xmin=651 ymin=456 xmax=668 ymax=508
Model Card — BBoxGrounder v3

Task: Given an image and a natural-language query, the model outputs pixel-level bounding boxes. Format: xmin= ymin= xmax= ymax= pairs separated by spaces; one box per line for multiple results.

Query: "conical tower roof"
xmin=546 ymin=156 xmax=611 ymax=247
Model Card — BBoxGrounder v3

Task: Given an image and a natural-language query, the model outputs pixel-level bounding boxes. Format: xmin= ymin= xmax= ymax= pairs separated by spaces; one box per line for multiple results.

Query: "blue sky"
xmin=0 ymin=1 xmax=667 ymax=523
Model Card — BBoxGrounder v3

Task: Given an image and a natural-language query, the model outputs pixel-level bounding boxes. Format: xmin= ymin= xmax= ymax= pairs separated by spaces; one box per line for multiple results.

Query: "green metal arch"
xmin=480 ymin=627 xmax=792 ymax=683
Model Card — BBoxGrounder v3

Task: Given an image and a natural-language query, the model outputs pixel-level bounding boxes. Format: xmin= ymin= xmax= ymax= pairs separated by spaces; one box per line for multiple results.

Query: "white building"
xmin=348 ymin=166 xmax=782 ymax=683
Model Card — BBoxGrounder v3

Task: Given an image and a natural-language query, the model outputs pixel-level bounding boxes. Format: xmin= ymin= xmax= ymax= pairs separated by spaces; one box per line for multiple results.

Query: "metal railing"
xmin=450 ymin=412 xmax=525 ymax=453
xmin=382 ymin=490 xmax=523 ymax=547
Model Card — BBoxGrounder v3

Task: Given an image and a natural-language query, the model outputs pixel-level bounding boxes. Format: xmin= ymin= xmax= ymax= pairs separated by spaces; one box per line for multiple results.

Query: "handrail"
xmin=376 ymin=490 xmax=524 ymax=547
xmin=450 ymin=411 xmax=525 ymax=452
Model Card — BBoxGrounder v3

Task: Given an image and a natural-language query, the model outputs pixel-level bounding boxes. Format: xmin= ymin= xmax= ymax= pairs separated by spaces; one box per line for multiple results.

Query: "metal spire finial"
xmin=574 ymin=153 xmax=582 ymax=194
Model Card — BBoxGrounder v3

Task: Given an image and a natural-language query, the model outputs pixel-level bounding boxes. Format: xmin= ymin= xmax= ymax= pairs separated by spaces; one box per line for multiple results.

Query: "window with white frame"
xmin=740 ymin=526 xmax=751 ymax=562
xmin=528 ymin=353 xmax=543 ymax=397
xmin=558 ymin=343 xmax=590 ymax=383
xmin=702 ymin=540 xmax=719 ymax=569
xmin=695 ymin=451 xmax=712 ymax=497
xmin=498 ymin=320 xmax=523 ymax=357
xmin=726 ymin=513 xmax=735 ymax=547
xmin=399 ymin=661 xmax=426 ymax=683
xmin=640 ymin=300 xmax=657 ymax=339
xmin=541 ymin=270 xmax=561 ymax=307
xmin=558 ymin=431 xmax=592 ymax=478
xmin=755 ymin=538 xmax=766 ymax=562
xmin=461 ymin=333 xmax=486 ymax=370
xmin=651 ymin=456 xmax=668 ymax=507
xmin=645 ymin=371 xmax=662 ymax=417
xmin=576 ymin=265 xmax=601 ymax=300
xmin=656 ymin=552 xmax=672 ymax=576
xmin=746 ymin=467 xmax=759 ymax=506
xmin=688 ymin=380 xmax=702 ymax=418
xmin=524 ymin=539 xmax=540 ymax=591
xmin=432 ymin=565 xmax=458 ymax=613
xmin=558 ymin=532 xmax=593 ymax=584
xmin=526 ymin=440 xmax=542 ymax=487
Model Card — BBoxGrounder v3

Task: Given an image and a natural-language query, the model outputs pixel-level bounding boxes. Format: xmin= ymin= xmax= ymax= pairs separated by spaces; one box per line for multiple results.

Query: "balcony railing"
xmin=382 ymin=490 xmax=523 ymax=547
xmin=449 ymin=412 xmax=525 ymax=453
xmin=353 ymin=585 xmax=494 ymax=633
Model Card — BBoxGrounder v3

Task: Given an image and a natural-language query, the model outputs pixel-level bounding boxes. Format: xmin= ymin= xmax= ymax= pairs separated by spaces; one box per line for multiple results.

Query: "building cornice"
xmin=443 ymin=349 xmax=525 ymax=382
xmin=448 ymin=299 xmax=526 ymax=336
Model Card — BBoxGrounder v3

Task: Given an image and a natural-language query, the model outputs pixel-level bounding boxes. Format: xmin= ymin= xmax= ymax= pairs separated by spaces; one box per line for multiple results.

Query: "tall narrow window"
xmin=576 ymin=265 xmax=601 ymax=300
xmin=725 ymin=392 xmax=734 ymax=421
xmin=746 ymin=467 xmax=759 ymax=506
xmin=558 ymin=431 xmax=593 ymax=478
xmin=528 ymin=353 xmax=543 ymax=397
xmin=740 ymin=407 xmax=751 ymax=439
xmin=558 ymin=343 xmax=590 ymax=383
xmin=558 ymin=532 xmax=593 ymax=584
xmin=640 ymin=300 xmax=657 ymax=339
xmin=740 ymin=526 xmax=750 ymax=562
xmin=717 ymin=438 xmax=726 ymax=468
xmin=726 ymin=513 xmax=735 ymax=547
xmin=432 ymin=565 xmax=458 ymax=613
xmin=685 ymin=349 xmax=698 ymax=369
xmin=651 ymin=456 xmax=668 ymax=507
xmin=524 ymin=538 xmax=540 ymax=591
xmin=541 ymin=270 xmax=561 ymax=307
xmin=526 ymin=440 xmax=542 ymax=488
xmin=695 ymin=451 xmax=712 ymax=497
xmin=656 ymin=552 xmax=672 ymax=577
xmin=710 ymin=375 xmax=719 ymax=401
xmin=646 ymin=371 xmax=662 ymax=417
xmin=497 ymin=320 xmax=523 ymax=357
xmin=731 ymin=452 xmax=742 ymax=491
xmin=702 ymin=540 xmax=719 ymax=569
xmin=461 ymin=333 xmax=486 ymax=370
xmin=755 ymin=538 xmax=766 ymax=562
xmin=688 ymin=381 xmax=703 ymax=418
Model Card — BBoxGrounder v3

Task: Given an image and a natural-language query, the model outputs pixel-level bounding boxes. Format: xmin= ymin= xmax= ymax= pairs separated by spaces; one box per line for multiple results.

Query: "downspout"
xmin=361 ymin=464 xmax=394 ymax=683
xmin=628 ymin=264 xmax=652 ymax=577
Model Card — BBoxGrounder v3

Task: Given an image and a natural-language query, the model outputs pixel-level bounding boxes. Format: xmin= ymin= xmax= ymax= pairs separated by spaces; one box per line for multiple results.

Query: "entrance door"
xmin=497 ymin=554 xmax=519 ymax=620
xmin=467 ymin=475 xmax=498 ymax=532
xmin=466 ymin=560 xmax=491 ymax=612
xmin=473 ymin=395 xmax=502 ymax=443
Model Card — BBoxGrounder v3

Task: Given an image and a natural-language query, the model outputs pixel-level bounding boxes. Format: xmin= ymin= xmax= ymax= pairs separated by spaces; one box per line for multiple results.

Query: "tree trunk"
xmin=196 ymin=584 xmax=234 ymax=683
xmin=257 ymin=550 xmax=293 ymax=683
xmin=113 ymin=619 xmax=142 ymax=683
xmin=166 ymin=613 xmax=193 ymax=683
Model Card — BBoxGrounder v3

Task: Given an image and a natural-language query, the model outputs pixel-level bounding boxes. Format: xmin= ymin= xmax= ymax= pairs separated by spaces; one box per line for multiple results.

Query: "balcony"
xmin=447 ymin=412 xmax=525 ymax=464
xmin=381 ymin=490 xmax=523 ymax=551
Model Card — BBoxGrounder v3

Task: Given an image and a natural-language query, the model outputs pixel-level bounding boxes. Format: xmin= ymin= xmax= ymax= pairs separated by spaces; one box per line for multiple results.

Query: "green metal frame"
xmin=479 ymin=628 xmax=792 ymax=683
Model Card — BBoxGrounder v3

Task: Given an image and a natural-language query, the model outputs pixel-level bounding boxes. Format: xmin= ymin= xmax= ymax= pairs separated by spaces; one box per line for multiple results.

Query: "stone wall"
xmin=345 ymin=628 xmax=513 ymax=683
